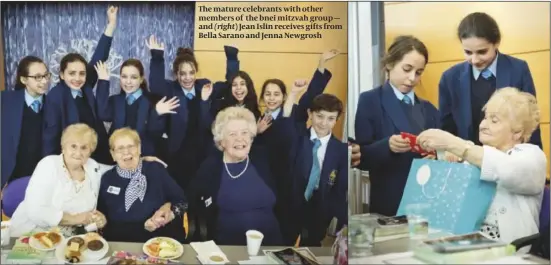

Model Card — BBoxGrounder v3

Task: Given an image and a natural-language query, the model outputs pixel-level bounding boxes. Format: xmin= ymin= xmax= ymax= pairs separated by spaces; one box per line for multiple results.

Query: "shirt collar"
xmin=70 ymin=89 xmax=82 ymax=99
xmin=126 ymin=88 xmax=143 ymax=99
xmin=473 ymin=52 xmax=498 ymax=80
xmin=390 ymin=82 xmax=415 ymax=105
xmin=310 ymin=127 xmax=331 ymax=146
xmin=182 ymin=86 xmax=196 ymax=97
xmin=24 ymin=89 xmax=44 ymax=107
xmin=269 ymin=108 xmax=281 ymax=120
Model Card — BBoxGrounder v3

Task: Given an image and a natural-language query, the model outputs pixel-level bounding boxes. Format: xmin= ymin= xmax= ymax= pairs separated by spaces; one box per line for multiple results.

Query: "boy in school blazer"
xmin=1 ymin=56 xmax=50 ymax=188
xmin=439 ymin=12 xmax=542 ymax=148
xmin=275 ymin=82 xmax=348 ymax=247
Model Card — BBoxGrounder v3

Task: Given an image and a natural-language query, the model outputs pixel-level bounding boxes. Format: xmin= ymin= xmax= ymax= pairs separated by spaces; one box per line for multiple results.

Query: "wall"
xmin=384 ymin=2 xmax=551 ymax=177
xmin=194 ymin=2 xmax=348 ymax=139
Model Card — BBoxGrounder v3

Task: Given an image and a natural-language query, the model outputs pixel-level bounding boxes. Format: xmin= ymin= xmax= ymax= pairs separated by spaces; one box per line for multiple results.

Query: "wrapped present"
xmin=332 ymin=225 xmax=348 ymax=265
xmin=397 ymin=159 xmax=497 ymax=235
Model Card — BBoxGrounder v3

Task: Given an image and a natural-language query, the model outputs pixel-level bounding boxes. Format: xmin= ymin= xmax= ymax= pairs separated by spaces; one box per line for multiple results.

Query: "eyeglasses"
xmin=113 ymin=144 xmax=138 ymax=154
xmin=26 ymin=73 xmax=51 ymax=82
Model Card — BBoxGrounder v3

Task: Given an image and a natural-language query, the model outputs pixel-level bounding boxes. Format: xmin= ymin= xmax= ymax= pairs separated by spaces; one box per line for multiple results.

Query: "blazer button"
xmin=499 ymin=207 xmax=507 ymax=214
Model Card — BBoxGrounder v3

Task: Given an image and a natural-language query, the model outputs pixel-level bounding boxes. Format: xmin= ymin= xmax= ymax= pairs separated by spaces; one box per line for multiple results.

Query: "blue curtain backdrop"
xmin=2 ymin=2 xmax=195 ymax=95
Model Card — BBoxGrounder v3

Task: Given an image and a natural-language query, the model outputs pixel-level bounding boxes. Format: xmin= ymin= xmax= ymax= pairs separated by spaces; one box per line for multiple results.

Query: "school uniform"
xmin=148 ymin=46 xmax=239 ymax=190
xmin=42 ymin=33 xmax=113 ymax=164
xmin=354 ymin=82 xmax=440 ymax=217
xmin=255 ymin=69 xmax=333 ymax=245
xmin=95 ymin=81 xmax=164 ymax=156
xmin=439 ymin=52 xmax=542 ymax=147
xmin=273 ymin=107 xmax=348 ymax=246
xmin=97 ymin=161 xmax=187 ymax=243
xmin=187 ymin=145 xmax=283 ymax=246
xmin=1 ymin=89 xmax=44 ymax=188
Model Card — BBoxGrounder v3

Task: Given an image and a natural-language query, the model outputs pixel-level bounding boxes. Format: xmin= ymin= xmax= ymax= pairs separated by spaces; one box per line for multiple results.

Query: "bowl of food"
xmin=142 ymin=237 xmax=183 ymax=260
xmin=29 ymin=230 xmax=64 ymax=251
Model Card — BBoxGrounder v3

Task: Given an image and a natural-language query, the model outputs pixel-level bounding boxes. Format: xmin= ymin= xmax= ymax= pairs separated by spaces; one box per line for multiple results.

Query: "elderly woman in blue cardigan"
xmin=97 ymin=128 xmax=187 ymax=243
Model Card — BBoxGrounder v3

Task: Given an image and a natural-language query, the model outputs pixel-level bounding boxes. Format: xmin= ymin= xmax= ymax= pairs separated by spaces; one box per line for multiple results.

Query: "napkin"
xmin=190 ymin=241 xmax=230 ymax=264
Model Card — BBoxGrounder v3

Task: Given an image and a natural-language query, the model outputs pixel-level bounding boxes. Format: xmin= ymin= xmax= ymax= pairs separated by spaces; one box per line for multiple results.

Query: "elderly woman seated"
xmin=189 ymin=106 xmax=283 ymax=245
xmin=9 ymin=124 xmax=111 ymax=237
xmin=97 ymin=128 xmax=187 ymax=243
xmin=417 ymin=87 xmax=547 ymax=247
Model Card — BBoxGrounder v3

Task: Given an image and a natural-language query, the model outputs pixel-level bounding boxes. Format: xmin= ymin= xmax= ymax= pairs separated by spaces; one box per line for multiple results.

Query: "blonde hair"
xmin=61 ymin=123 xmax=98 ymax=152
xmin=109 ymin=127 xmax=141 ymax=150
xmin=483 ymin=87 xmax=540 ymax=143
xmin=212 ymin=107 xmax=257 ymax=151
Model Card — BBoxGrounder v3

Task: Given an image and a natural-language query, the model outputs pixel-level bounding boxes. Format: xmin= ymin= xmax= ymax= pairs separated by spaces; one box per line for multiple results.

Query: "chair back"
xmin=1 ymin=176 xmax=31 ymax=218
xmin=540 ymin=186 xmax=550 ymax=230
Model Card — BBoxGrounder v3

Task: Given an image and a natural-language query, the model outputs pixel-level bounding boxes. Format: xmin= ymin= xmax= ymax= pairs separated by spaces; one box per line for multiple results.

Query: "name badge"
xmin=107 ymin=186 xmax=121 ymax=195
xmin=162 ymin=133 xmax=168 ymax=139
xmin=205 ymin=197 xmax=212 ymax=207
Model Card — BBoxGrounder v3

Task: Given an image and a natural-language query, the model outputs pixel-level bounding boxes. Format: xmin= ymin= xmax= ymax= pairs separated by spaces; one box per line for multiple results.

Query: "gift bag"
xmin=397 ymin=159 xmax=497 ymax=235
xmin=332 ymin=226 xmax=347 ymax=265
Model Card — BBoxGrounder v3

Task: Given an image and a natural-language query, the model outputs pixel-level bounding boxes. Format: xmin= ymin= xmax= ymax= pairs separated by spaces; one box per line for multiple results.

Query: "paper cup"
xmin=1 ymin=221 xmax=10 ymax=246
xmin=245 ymin=230 xmax=264 ymax=256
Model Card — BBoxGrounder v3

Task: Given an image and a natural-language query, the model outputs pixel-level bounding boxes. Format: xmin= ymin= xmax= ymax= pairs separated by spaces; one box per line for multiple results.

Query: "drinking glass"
xmin=348 ymin=214 xmax=379 ymax=257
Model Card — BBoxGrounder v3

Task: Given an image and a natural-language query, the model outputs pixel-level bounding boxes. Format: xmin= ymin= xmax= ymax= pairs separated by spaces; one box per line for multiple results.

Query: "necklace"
xmin=223 ymin=156 xmax=249 ymax=179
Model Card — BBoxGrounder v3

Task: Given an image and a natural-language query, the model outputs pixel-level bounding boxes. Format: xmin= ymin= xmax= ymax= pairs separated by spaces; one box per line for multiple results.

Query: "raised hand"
xmin=257 ymin=115 xmax=273 ymax=134
xmin=107 ymin=6 xmax=118 ymax=26
xmin=201 ymin=83 xmax=213 ymax=101
xmin=155 ymin=96 xmax=180 ymax=115
xmin=93 ymin=61 xmax=110 ymax=81
xmin=145 ymin=35 xmax=165 ymax=51
xmin=291 ymin=79 xmax=309 ymax=95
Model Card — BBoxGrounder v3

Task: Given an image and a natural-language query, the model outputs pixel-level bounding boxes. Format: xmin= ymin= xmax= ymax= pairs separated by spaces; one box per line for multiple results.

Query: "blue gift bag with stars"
xmin=396 ymin=159 xmax=497 ymax=235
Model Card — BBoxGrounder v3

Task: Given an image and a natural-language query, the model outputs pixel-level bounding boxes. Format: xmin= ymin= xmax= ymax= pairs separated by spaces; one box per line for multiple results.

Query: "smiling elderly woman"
xmin=189 ymin=106 xmax=283 ymax=246
xmin=417 ymin=87 xmax=547 ymax=247
xmin=96 ymin=128 xmax=187 ymax=243
xmin=9 ymin=124 xmax=110 ymax=237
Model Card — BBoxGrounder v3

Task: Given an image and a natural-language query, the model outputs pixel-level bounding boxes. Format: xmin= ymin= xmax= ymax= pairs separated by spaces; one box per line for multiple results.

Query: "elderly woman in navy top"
xmin=42 ymin=6 xmax=118 ymax=165
xmin=97 ymin=128 xmax=187 ymax=243
xmin=188 ymin=107 xmax=282 ymax=246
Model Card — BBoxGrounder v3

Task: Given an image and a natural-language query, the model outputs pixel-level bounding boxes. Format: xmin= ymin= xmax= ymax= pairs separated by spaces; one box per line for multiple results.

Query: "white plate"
xmin=55 ymin=235 xmax=109 ymax=264
xmin=143 ymin=237 xmax=184 ymax=260
xmin=29 ymin=232 xmax=64 ymax=251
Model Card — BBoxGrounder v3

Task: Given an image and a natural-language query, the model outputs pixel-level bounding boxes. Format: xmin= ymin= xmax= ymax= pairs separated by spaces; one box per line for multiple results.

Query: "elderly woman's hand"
xmin=92 ymin=210 xmax=107 ymax=229
xmin=417 ymin=129 xmax=460 ymax=152
xmin=350 ymin=143 xmax=361 ymax=167
xmin=141 ymin=156 xmax=168 ymax=168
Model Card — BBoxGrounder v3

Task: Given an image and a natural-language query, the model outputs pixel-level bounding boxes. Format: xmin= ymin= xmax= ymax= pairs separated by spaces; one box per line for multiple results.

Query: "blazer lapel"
xmin=84 ymin=88 xmax=97 ymax=119
xmin=319 ymin=138 xmax=338 ymax=198
xmin=113 ymin=95 xmax=126 ymax=130
xmin=495 ymin=53 xmax=511 ymax=90
xmin=381 ymin=82 xmax=412 ymax=133
xmin=136 ymin=97 xmax=150 ymax=133
xmin=64 ymin=85 xmax=79 ymax=124
xmin=458 ymin=63 xmax=473 ymax=137
xmin=11 ymin=90 xmax=25 ymax=150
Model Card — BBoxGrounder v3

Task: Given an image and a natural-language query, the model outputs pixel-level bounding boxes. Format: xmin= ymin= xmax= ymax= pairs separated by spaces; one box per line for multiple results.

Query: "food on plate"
xmin=65 ymin=242 xmax=82 ymax=263
xmin=84 ymin=232 xmax=102 ymax=242
xmin=209 ymin=255 xmax=224 ymax=262
xmin=88 ymin=239 xmax=104 ymax=251
xmin=145 ymin=239 xmax=180 ymax=258
xmin=33 ymin=231 xmax=62 ymax=248
xmin=67 ymin=237 xmax=86 ymax=249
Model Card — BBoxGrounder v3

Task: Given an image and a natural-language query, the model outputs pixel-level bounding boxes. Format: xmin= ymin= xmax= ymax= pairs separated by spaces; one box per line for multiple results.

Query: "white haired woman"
xmin=417 ymin=87 xmax=546 ymax=248
xmin=9 ymin=123 xmax=165 ymax=237
xmin=188 ymin=106 xmax=283 ymax=246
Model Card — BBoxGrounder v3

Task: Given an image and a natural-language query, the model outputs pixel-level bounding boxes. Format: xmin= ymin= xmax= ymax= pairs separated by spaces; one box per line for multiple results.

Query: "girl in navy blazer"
xmin=439 ymin=12 xmax=541 ymax=148
xmin=1 ymin=56 xmax=50 ymax=188
xmin=94 ymin=59 xmax=179 ymax=157
xmin=42 ymin=6 xmax=118 ymax=165
xmin=97 ymin=128 xmax=187 ymax=243
xmin=354 ymin=36 xmax=440 ymax=217
xmin=146 ymin=37 xmax=239 ymax=191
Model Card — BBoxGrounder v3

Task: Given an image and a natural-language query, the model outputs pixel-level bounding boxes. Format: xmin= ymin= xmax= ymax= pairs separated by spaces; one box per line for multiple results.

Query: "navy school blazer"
xmin=354 ymin=82 xmax=440 ymax=216
xmin=95 ymin=80 xmax=164 ymax=156
xmin=439 ymin=52 xmax=542 ymax=148
xmin=186 ymin=144 xmax=276 ymax=242
xmin=42 ymin=34 xmax=113 ymax=163
xmin=273 ymin=107 xmax=348 ymax=244
xmin=148 ymin=46 xmax=239 ymax=155
xmin=1 ymin=89 xmax=41 ymax=187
